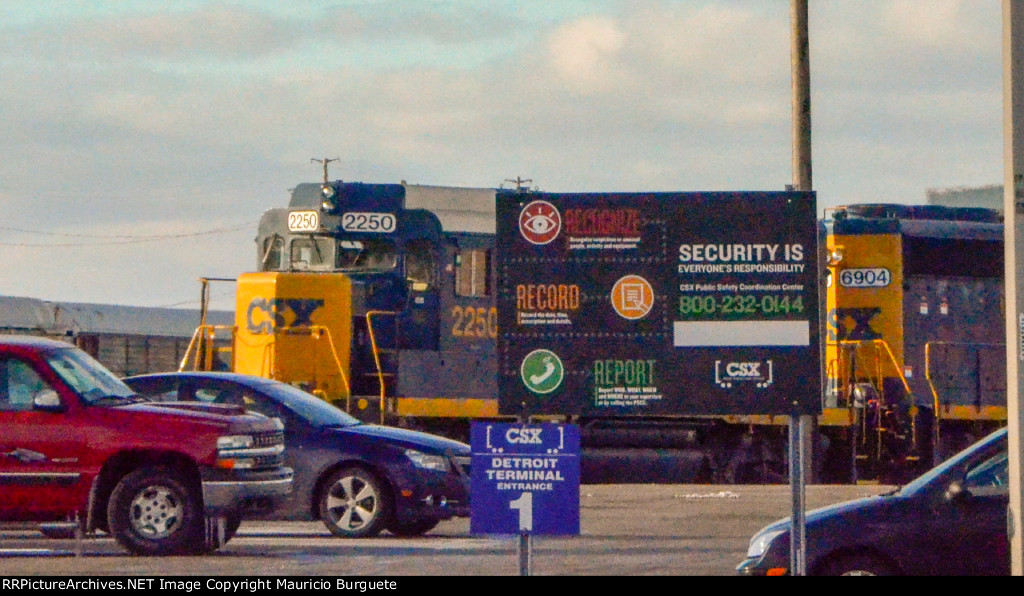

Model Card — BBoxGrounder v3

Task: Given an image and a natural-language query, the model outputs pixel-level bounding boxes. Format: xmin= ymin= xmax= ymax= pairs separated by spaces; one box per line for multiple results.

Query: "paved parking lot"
xmin=0 ymin=484 xmax=893 ymax=576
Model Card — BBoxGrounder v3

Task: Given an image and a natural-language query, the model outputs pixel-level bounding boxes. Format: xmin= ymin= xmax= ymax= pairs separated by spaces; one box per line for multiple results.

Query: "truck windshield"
xmin=46 ymin=347 xmax=136 ymax=404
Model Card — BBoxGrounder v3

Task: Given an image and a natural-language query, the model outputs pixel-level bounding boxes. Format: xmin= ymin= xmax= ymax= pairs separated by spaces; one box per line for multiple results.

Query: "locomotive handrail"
xmin=924 ymin=340 xmax=1005 ymax=466
xmin=829 ymin=338 xmax=917 ymax=468
xmin=180 ymin=324 xmax=237 ymax=372
xmin=301 ymin=325 xmax=352 ymax=404
xmin=365 ymin=310 xmax=400 ymax=425
xmin=830 ymin=338 xmax=913 ymax=397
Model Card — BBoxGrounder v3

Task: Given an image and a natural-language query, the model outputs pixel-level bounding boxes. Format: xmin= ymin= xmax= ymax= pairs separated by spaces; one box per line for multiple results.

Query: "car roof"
xmin=0 ymin=335 xmax=73 ymax=350
xmin=124 ymin=371 xmax=273 ymax=385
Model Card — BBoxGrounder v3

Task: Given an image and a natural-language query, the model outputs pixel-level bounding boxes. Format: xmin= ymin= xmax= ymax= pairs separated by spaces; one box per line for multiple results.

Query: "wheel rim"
xmin=324 ymin=474 xmax=379 ymax=532
xmin=129 ymin=485 xmax=183 ymax=539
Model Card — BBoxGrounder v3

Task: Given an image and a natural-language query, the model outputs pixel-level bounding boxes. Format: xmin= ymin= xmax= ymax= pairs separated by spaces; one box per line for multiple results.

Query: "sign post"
xmin=470 ymin=422 xmax=581 ymax=576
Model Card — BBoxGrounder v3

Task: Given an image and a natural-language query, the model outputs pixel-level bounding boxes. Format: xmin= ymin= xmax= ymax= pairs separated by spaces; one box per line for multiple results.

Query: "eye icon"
xmin=524 ymin=214 xmax=556 ymax=234
xmin=518 ymin=200 xmax=561 ymax=245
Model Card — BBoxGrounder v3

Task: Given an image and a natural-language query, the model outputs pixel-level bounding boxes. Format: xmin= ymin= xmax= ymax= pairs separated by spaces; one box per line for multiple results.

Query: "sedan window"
xmin=965 ymin=450 xmax=1009 ymax=496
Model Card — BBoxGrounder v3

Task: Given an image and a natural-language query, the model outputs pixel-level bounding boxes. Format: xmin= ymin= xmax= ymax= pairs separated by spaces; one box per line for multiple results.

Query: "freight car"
xmin=0 ymin=295 xmax=231 ymax=376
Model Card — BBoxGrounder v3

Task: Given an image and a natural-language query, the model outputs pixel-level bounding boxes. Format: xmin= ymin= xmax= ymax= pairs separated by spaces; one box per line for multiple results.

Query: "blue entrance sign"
xmin=470 ymin=422 xmax=580 ymax=536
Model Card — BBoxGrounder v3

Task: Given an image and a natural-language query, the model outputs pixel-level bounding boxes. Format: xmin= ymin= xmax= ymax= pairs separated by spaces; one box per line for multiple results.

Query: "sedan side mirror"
xmin=945 ymin=481 xmax=970 ymax=502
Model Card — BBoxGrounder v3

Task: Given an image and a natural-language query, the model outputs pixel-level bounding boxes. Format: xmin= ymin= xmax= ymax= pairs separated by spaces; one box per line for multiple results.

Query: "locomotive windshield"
xmin=260 ymin=234 xmax=399 ymax=273
xmin=335 ymin=239 xmax=398 ymax=271
xmin=290 ymin=236 xmax=334 ymax=270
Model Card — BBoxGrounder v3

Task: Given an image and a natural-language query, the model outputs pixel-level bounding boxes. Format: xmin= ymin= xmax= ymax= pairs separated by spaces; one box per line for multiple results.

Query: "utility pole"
xmin=790 ymin=0 xmax=811 ymax=577
xmin=1003 ymin=0 xmax=1024 ymax=576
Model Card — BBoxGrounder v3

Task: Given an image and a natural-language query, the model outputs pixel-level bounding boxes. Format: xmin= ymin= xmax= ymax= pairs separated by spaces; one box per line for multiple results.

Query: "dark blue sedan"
xmin=737 ymin=427 xmax=1009 ymax=576
xmin=123 ymin=372 xmax=470 ymax=538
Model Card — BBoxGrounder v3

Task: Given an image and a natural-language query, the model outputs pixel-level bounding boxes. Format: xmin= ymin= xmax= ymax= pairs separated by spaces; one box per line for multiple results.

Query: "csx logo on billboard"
xmin=246 ymin=298 xmax=324 ymax=334
xmin=715 ymin=360 xmax=774 ymax=389
xmin=726 ymin=362 xmax=762 ymax=377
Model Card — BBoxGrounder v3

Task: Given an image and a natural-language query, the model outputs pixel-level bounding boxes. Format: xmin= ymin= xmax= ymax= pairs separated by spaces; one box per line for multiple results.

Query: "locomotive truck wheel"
xmin=319 ymin=466 xmax=392 ymax=538
xmin=107 ymin=466 xmax=203 ymax=556
xmin=386 ymin=517 xmax=439 ymax=537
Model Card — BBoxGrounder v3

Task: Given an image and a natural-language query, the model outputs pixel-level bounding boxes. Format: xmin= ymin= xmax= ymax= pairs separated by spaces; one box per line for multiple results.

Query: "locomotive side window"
xmin=260 ymin=235 xmax=284 ymax=271
xmin=405 ymin=240 xmax=435 ymax=287
xmin=290 ymin=237 xmax=334 ymax=270
xmin=456 ymin=249 xmax=491 ymax=297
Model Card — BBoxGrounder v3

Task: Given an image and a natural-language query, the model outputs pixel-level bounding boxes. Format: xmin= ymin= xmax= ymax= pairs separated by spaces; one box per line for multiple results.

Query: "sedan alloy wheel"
xmin=319 ymin=466 xmax=391 ymax=538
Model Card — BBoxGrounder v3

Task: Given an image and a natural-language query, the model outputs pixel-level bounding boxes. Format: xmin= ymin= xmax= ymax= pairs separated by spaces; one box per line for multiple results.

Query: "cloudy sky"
xmin=0 ymin=0 xmax=1006 ymax=310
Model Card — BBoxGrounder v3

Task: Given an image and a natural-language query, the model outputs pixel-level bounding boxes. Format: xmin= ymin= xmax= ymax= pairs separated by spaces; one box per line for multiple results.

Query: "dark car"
xmin=123 ymin=372 xmax=470 ymax=538
xmin=737 ymin=427 xmax=1010 ymax=576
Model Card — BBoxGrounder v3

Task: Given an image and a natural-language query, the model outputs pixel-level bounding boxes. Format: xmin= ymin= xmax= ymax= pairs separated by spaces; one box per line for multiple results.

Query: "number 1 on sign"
xmin=510 ymin=492 xmax=533 ymax=531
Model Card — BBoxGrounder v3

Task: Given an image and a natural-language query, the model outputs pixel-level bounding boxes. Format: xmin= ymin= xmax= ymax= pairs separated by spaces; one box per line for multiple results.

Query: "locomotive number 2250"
xmin=451 ymin=306 xmax=498 ymax=338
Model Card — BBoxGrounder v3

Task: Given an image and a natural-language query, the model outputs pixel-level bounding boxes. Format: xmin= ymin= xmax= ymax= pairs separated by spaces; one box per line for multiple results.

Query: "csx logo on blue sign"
xmin=246 ymin=298 xmax=324 ymax=334
xmin=505 ymin=427 xmax=543 ymax=444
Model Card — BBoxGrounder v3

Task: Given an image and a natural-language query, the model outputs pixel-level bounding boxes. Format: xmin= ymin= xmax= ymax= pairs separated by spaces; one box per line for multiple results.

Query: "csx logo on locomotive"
xmin=246 ymin=298 xmax=325 ymax=334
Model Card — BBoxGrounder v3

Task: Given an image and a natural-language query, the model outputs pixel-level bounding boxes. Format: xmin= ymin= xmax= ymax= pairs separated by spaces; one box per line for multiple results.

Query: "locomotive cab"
xmin=246 ymin=181 xmax=500 ymax=432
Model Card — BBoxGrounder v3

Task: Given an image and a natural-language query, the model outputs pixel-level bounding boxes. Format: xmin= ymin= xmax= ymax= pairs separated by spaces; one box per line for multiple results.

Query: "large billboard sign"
xmin=496 ymin=191 xmax=820 ymax=416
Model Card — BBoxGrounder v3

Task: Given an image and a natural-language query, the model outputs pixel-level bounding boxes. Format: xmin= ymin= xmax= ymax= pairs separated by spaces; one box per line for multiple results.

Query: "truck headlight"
xmin=217 ymin=435 xmax=254 ymax=450
xmin=747 ymin=528 xmax=787 ymax=558
xmin=405 ymin=449 xmax=449 ymax=472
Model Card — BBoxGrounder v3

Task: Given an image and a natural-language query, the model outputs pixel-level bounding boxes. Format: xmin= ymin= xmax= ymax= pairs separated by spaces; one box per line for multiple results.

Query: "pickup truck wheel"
xmin=108 ymin=467 xmax=203 ymax=556
xmin=319 ymin=466 xmax=391 ymax=538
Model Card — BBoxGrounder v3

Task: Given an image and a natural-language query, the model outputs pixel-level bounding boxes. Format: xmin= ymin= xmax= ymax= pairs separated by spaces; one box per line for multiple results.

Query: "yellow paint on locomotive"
xmin=233 ymin=272 xmax=353 ymax=405
xmin=825 ymin=232 xmax=905 ymax=408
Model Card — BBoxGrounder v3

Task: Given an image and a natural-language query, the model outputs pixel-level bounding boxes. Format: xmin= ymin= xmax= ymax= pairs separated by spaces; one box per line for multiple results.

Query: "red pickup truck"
xmin=0 ymin=335 xmax=293 ymax=555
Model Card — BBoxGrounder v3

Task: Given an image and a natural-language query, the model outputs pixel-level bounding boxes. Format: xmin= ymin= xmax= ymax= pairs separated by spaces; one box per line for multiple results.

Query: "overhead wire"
xmin=0 ymin=222 xmax=256 ymax=247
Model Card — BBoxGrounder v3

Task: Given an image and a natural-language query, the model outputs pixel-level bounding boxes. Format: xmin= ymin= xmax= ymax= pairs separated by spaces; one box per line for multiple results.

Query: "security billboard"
xmin=496 ymin=190 xmax=820 ymax=416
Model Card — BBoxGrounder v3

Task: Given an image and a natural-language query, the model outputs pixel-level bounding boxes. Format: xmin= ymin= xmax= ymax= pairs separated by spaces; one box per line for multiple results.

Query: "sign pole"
xmin=790 ymin=0 xmax=811 ymax=576
xmin=519 ymin=533 xmax=532 ymax=576
xmin=789 ymin=416 xmax=807 ymax=575
xmin=1003 ymin=0 xmax=1024 ymax=576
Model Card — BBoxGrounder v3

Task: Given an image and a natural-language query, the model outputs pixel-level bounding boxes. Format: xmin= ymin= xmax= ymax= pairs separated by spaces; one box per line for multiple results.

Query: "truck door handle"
xmin=2 ymin=448 xmax=48 ymax=463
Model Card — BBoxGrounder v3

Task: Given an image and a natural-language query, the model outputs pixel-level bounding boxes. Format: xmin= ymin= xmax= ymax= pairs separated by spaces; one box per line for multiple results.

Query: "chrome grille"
xmin=253 ymin=431 xmax=284 ymax=449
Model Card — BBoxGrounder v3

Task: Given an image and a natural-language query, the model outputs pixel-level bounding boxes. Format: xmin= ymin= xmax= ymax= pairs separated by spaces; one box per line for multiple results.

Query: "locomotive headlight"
xmin=321 ymin=184 xmax=336 ymax=211
xmin=827 ymin=246 xmax=844 ymax=266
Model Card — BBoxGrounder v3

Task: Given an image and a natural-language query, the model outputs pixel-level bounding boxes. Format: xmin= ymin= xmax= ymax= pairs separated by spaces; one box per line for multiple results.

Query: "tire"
xmin=318 ymin=466 xmax=391 ymax=538
xmin=107 ymin=466 xmax=203 ymax=556
xmin=387 ymin=517 xmax=439 ymax=537
xmin=817 ymin=553 xmax=896 ymax=576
